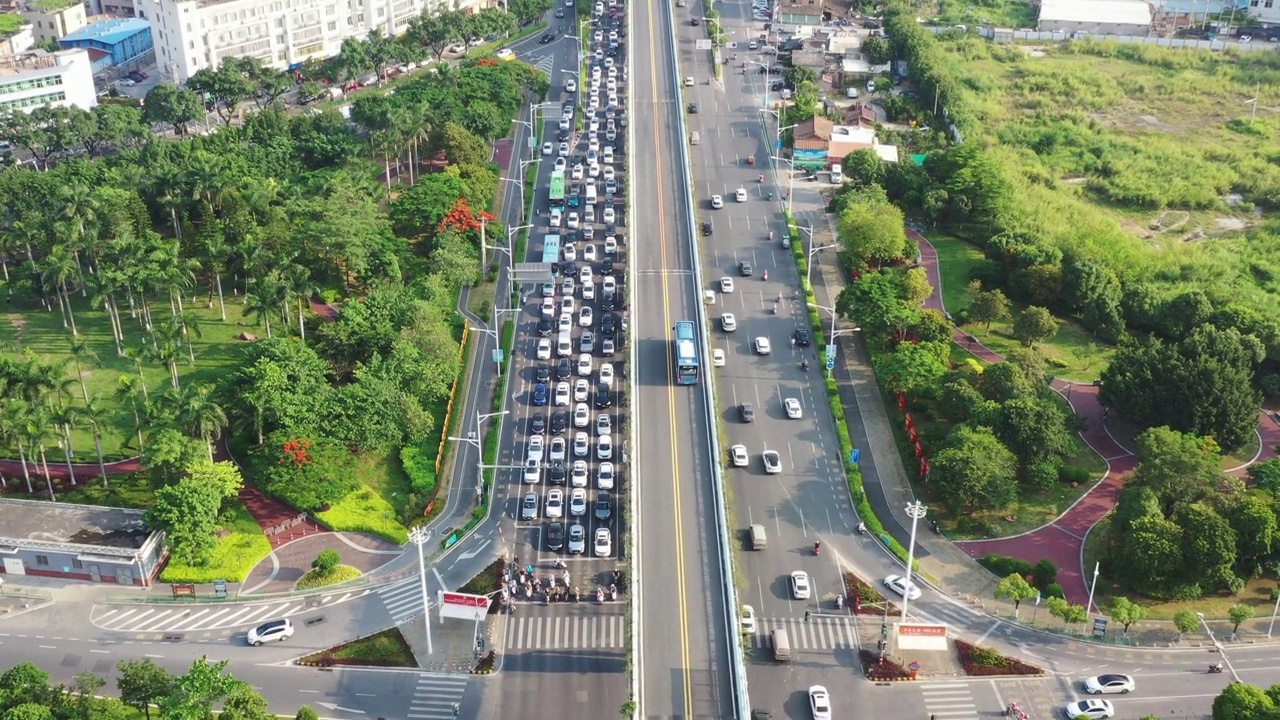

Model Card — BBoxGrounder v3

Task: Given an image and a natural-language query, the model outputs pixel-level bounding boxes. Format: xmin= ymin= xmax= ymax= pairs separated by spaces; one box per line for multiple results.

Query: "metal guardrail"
xmin=664 ymin=5 xmax=751 ymax=718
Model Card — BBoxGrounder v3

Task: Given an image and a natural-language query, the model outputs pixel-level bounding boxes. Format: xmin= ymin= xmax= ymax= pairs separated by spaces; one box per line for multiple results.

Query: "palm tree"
xmin=50 ymin=402 xmax=80 ymax=484
xmin=200 ymin=225 xmax=230 ymax=320
xmin=21 ymin=405 xmax=57 ymax=500
xmin=144 ymin=336 xmax=182 ymax=390
xmin=243 ymin=274 xmax=285 ymax=338
xmin=114 ymin=374 xmax=148 ymax=452
xmin=0 ymin=402 xmax=34 ymax=493
xmin=68 ymin=338 xmax=101 ymax=405
xmin=87 ymin=267 xmax=127 ymax=356
xmin=145 ymin=162 xmax=187 ymax=238
xmin=168 ymin=310 xmax=203 ymax=364
xmin=79 ymin=397 xmax=112 ymax=486
xmin=171 ymin=383 xmax=227 ymax=461
xmin=40 ymin=246 xmax=81 ymax=335
xmin=282 ymin=264 xmax=319 ymax=342
xmin=58 ymin=183 xmax=99 ymax=289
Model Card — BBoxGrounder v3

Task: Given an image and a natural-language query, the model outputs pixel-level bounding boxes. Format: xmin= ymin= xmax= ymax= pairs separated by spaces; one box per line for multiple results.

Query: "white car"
xmin=597 ymin=461 xmax=615 ymax=489
xmin=740 ymin=605 xmax=757 ymax=634
xmin=754 ymin=337 xmax=771 ymax=355
xmin=883 ymin=574 xmax=922 ymax=601
xmin=548 ymin=436 xmax=567 ymax=462
xmin=762 ymin=450 xmax=781 ymax=474
xmin=790 ymin=571 xmax=811 ymax=599
xmin=684 ymin=76 xmax=694 ymax=87
xmin=721 ymin=313 xmax=737 ymax=332
xmin=569 ymin=487 xmax=588 ymax=516
xmin=711 ymin=195 xmax=724 ymax=209
xmin=579 ymin=306 xmax=594 ymax=327
xmin=559 ymin=142 xmax=570 ymax=156
xmin=735 ymin=187 xmax=748 ymax=202
xmin=580 ymin=266 xmax=593 ymax=283
xmin=584 ymin=244 xmax=598 ymax=261
xmin=730 ymin=444 xmax=749 ymax=467
xmin=558 ymin=313 xmax=574 ymax=334
xmin=574 ymin=402 xmax=590 ymax=427
xmin=555 ymin=381 xmax=571 ymax=407
xmin=573 ymin=431 xmax=590 ymax=457
xmin=784 ymin=398 xmax=802 ymax=419
xmin=577 ymin=353 xmax=593 ymax=376
xmin=526 ymin=435 xmax=544 ymax=463
xmin=597 ymin=434 xmax=612 ymax=459
xmin=563 ymin=242 xmax=578 ymax=262
xmin=536 ymin=338 xmax=552 ymax=360
xmin=573 ymin=378 xmax=590 ymax=402
xmin=567 ymin=212 xmax=581 ymax=229
xmin=560 ymin=296 xmax=576 ymax=315
xmin=571 ymin=460 xmax=589 ymax=487
xmin=808 ymin=686 xmax=832 ymax=720
xmin=1064 ymin=699 xmax=1115 ymax=720
xmin=562 ymin=277 xmax=575 ymax=296
xmin=603 ymin=207 xmax=616 ymax=224
xmin=545 ymin=489 xmax=564 ymax=518
xmin=523 ymin=457 xmax=540 ymax=483
xmin=582 ymin=280 xmax=595 ymax=300
xmin=712 ymin=348 xmax=726 ymax=366
xmin=520 ymin=491 xmax=539 ymax=519
xmin=566 ymin=78 xmax=577 ymax=93
xmin=594 ymin=527 xmax=612 ymax=557
xmin=571 ymin=163 xmax=585 ymax=180
xmin=598 ymin=363 xmax=615 ymax=386
xmin=595 ymin=413 xmax=611 ymax=436
xmin=541 ymin=297 xmax=557 ymax=317
xmin=719 ymin=277 xmax=734 ymax=293
xmin=603 ymin=166 xmax=616 ymax=181
xmin=542 ymin=141 xmax=554 ymax=156
xmin=568 ymin=523 xmax=586 ymax=554
xmin=550 ymin=208 xmax=563 ymax=227
xmin=601 ymin=275 xmax=615 ymax=293
xmin=1084 ymin=674 xmax=1135 ymax=695
xmin=247 ymin=618 xmax=295 ymax=646
xmin=588 ymin=162 xmax=601 ymax=178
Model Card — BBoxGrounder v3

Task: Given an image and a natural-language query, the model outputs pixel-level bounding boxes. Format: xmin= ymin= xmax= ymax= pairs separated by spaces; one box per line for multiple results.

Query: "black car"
xmin=538 ymin=316 xmax=553 ymax=336
xmin=691 ymin=17 xmax=700 ymax=25
xmin=540 ymin=33 xmax=556 ymax=44
xmin=601 ymin=313 xmax=617 ymax=335
xmin=740 ymin=403 xmax=756 ymax=422
xmin=601 ymin=258 xmax=614 ymax=276
xmin=558 ymin=129 xmax=570 ymax=141
xmin=551 ymin=410 xmax=569 ymax=435
xmin=546 ymin=521 xmax=565 ymax=550
xmin=595 ymin=383 xmax=613 ymax=408
xmin=701 ymin=220 xmax=713 ymax=236
xmin=530 ymin=413 xmax=547 ymax=435
xmin=862 ymin=19 xmax=881 ymax=29
xmin=793 ymin=327 xmax=812 ymax=347
xmin=536 ymin=363 xmax=551 ymax=383
xmin=594 ymin=492 xmax=612 ymax=520
xmin=562 ymin=260 xmax=576 ymax=276
xmin=557 ymin=357 xmax=572 ymax=380
xmin=548 ymin=461 xmax=567 ymax=485
xmin=687 ymin=102 xmax=699 ymax=114
xmin=770 ymin=81 xmax=785 ymax=92
xmin=601 ymin=293 xmax=615 ymax=312
xmin=739 ymin=261 xmax=753 ymax=276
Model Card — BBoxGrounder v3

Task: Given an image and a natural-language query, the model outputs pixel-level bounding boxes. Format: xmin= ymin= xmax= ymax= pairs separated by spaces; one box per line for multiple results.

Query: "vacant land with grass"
xmin=942 ymin=37 xmax=1280 ymax=315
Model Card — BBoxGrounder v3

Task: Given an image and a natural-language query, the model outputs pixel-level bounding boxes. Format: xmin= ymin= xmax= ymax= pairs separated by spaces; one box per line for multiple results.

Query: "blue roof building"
xmin=58 ymin=17 xmax=152 ymax=68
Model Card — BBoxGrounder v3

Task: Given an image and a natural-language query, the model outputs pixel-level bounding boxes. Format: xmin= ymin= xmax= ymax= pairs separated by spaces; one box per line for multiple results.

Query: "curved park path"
xmin=913 ymin=230 xmax=1280 ymax=604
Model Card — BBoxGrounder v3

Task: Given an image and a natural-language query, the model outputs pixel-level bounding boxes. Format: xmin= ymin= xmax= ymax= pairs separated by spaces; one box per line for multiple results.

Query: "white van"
xmin=584 ymin=204 xmax=596 ymax=223
xmin=557 ymin=330 xmax=573 ymax=357
xmin=830 ymin=164 xmax=844 ymax=184
xmin=585 ymin=183 xmax=598 ymax=204
xmin=771 ymin=628 xmax=792 ymax=661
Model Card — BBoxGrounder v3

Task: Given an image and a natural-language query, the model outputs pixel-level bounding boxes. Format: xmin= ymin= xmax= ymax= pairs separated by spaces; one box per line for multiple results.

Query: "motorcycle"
xmin=762 ymin=270 xmax=768 ymax=281
xmin=1208 ymin=662 xmax=1224 ymax=674
xmin=596 ymin=587 xmax=605 ymax=603
xmin=801 ymin=360 xmax=809 ymax=372
xmin=857 ymin=521 xmax=866 ymax=535
xmin=813 ymin=541 xmax=821 ymax=555
xmin=835 ymin=595 xmax=844 ymax=610
xmin=553 ymin=559 xmax=567 ymax=569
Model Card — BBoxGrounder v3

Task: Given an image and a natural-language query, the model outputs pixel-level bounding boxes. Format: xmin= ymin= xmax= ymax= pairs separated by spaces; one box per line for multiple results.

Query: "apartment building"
xmin=135 ymin=0 xmax=477 ymax=83
xmin=20 ymin=0 xmax=87 ymax=43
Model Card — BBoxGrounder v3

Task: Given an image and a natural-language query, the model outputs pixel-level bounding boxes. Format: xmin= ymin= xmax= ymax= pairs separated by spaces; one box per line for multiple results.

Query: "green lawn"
xmin=159 ymin=500 xmax=272 ymax=583
xmin=355 ymin=448 xmax=412 ymax=516
xmin=928 ymin=232 xmax=985 ymax=314
xmin=3 ymin=291 xmax=259 ymax=461
xmin=318 ymin=485 xmax=409 ymax=544
xmin=299 ymin=628 xmax=418 ymax=667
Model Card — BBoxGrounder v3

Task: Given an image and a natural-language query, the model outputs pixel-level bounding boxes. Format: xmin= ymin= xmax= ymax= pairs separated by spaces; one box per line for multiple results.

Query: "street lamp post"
xmin=769 ymin=155 xmax=796 ymax=214
xmin=408 ymin=527 xmax=434 ymax=656
xmin=449 ymin=409 xmax=510 ymax=504
xmin=1197 ymin=612 xmax=1239 ymax=681
xmin=801 ymin=221 xmax=837 ymax=290
xmin=900 ymin=501 xmax=927 ymax=623
xmin=808 ymin=301 xmax=859 ymax=378
xmin=1269 ymin=586 xmax=1280 ymax=638
xmin=1083 ymin=561 xmax=1101 ymax=631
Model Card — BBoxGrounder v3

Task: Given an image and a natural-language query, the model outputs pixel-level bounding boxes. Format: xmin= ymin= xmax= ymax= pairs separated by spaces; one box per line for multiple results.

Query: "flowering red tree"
xmin=253 ymin=432 xmax=359 ymax=512
xmin=437 ymin=197 xmax=498 ymax=238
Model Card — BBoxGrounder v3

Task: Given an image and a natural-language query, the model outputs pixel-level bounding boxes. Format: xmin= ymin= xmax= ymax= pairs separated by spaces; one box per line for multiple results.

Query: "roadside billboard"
xmin=895 ymin=622 xmax=948 ymax=650
xmin=438 ymin=591 xmax=490 ymax=621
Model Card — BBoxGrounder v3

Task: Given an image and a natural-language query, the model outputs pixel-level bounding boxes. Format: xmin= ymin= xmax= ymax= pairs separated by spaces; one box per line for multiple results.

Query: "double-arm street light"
xmin=799 ymin=221 xmax=838 ymax=290
xmin=808 ymin=301 xmax=860 ymax=379
xmin=449 ymin=409 xmax=511 ymax=502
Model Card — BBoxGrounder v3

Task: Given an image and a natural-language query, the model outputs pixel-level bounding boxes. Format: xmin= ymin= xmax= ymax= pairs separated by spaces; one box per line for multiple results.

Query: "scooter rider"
xmin=813 ymin=540 xmax=821 ymax=555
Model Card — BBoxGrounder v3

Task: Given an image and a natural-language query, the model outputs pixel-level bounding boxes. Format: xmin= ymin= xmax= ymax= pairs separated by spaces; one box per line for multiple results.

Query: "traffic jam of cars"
xmin=518 ymin=0 xmax=628 ymax=599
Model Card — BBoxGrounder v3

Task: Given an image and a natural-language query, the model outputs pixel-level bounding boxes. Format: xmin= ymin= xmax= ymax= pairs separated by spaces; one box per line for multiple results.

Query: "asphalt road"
xmin=630 ymin=0 xmax=736 ymax=716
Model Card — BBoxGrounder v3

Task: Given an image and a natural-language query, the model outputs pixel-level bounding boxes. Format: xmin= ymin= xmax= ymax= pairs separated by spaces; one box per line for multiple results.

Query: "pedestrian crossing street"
xmin=406 ymin=674 xmax=468 ymax=720
xmin=921 ymin=682 xmax=978 ymax=720
xmin=377 ymin=578 xmax=427 ymax=625
xmin=504 ymin=609 xmax=626 ymax=650
xmin=746 ymin=616 xmax=860 ymax=651
xmin=90 ymin=592 xmax=367 ymax=634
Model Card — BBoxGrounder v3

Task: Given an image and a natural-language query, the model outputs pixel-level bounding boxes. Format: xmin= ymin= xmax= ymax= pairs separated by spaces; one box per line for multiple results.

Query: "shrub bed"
xmin=860 ymin=650 xmax=912 ymax=681
xmin=297 ymin=628 xmax=417 ymax=667
xmin=843 ymin=571 xmax=901 ymax=616
xmin=295 ymin=564 xmax=362 ymax=590
xmin=159 ymin=502 xmax=271 ymax=583
xmin=459 ymin=557 xmax=506 ymax=601
xmin=317 ymin=487 xmax=409 ymax=544
xmin=954 ymin=639 xmax=1042 ymax=676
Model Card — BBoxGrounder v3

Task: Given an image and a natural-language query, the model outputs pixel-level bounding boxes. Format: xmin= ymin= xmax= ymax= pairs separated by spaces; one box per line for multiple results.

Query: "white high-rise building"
xmin=0 ymin=47 xmax=97 ymax=113
xmin=135 ymin=0 xmax=474 ymax=83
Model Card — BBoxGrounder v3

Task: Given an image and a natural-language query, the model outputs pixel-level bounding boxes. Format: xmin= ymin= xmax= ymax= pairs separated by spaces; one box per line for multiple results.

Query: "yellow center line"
xmin=644 ymin=2 xmax=693 ymax=716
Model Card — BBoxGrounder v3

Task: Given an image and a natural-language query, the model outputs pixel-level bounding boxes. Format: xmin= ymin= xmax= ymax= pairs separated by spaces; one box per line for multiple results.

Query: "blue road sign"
xmin=492 ymin=349 xmax=504 ymax=364
xmin=825 ymin=356 xmax=835 ymax=371
xmin=825 ymin=344 xmax=836 ymax=360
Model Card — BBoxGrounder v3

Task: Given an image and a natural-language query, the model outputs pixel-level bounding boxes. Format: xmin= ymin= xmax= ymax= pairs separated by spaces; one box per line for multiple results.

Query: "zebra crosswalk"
xmin=405 ymin=674 xmax=468 ymax=720
xmin=504 ymin=610 xmax=625 ymax=650
xmin=746 ymin=616 xmax=860 ymax=651
xmin=90 ymin=594 xmax=364 ymax=634
xmin=920 ymin=682 xmax=978 ymax=720
xmin=377 ymin=578 xmax=427 ymax=625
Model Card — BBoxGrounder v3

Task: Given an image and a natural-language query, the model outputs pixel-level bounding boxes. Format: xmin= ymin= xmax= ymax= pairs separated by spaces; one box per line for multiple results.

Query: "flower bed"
xmin=843 ymin=571 xmax=901 ymax=616
xmin=860 ymin=650 xmax=912 ymax=681
xmin=955 ymin=639 xmax=1042 ymax=676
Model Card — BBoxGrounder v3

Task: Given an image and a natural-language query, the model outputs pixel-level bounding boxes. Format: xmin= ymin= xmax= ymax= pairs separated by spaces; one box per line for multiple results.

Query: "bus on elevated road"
xmin=673 ymin=320 xmax=699 ymax=385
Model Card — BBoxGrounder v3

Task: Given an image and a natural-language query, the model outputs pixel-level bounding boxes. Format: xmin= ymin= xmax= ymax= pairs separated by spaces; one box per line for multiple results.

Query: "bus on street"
xmin=543 ymin=234 xmax=561 ymax=266
xmin=673 ymin=320 xmax=699 ymax=385
xmin=549 ymin=171 xmax=566 ymax=208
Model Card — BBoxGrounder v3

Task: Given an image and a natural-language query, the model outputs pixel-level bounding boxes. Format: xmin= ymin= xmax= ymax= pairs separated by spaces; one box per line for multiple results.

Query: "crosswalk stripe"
xmin=165 ymin=608 xmax=213 ymax=631
xmin=504 ymin=613 xmax=626 ymax=650
xmin=188 ymin=607 xmax=238 ymax=630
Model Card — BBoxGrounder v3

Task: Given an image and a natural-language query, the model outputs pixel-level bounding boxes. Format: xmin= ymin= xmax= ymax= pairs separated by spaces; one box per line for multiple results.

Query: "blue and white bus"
xmin=673 ymin=320 xmax=699 ymax=385
xmin=542 ymin=234 xmax=561 ymax=266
